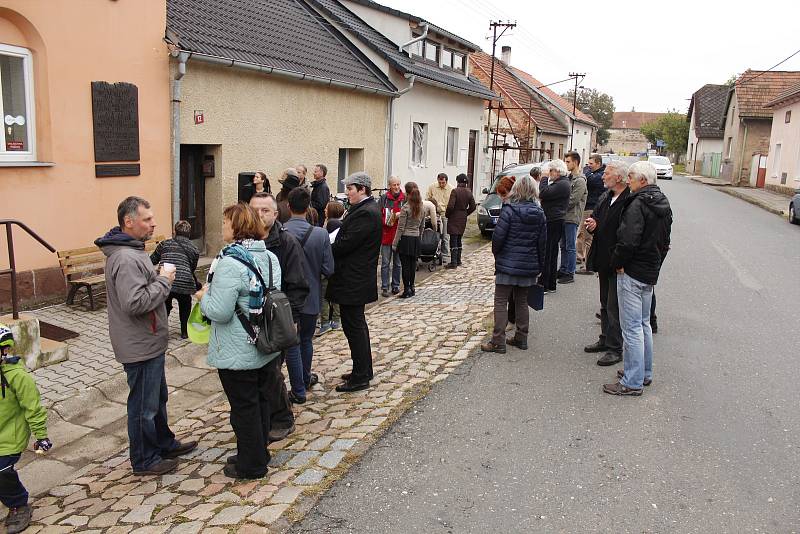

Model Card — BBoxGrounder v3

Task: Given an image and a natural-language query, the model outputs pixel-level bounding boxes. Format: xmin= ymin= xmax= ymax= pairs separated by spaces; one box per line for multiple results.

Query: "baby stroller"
xmin=417 ymin=218 xmax=443 ymax=272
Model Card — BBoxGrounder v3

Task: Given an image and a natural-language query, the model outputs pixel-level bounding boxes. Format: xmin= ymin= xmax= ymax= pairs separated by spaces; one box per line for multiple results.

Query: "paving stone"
xmin=128 ymin=481 xmax=158 ymax=495
xmin=59 ymin=515 xmax=89 ymax=527
xmin=160 ymin=474 xmax=188 ymax=486
xmin=268 ymin=450 xmax=294 ymax=468
xmin=306 ymin=436 xmax=335 ymax=450
xmin=331 ymin=439 xmax=358 ymax=450
xmin=167 ymin=521 xmax=204 ymax=534
xmin=294 ymin=469 xmax=326 ymax=485
xmin=88 ymin=511 xmax=125 ymax=528
xmin=208 ymin=506 xmax=257 ymax=526
xmin=318 ymin=451 xmax=347 ymax=470
xmin=153 ymin=504 xmax=185 ymax=522
xmin=111 ymin=495 xmax=144 ymax=511
xmin=209 ymin=492 xmax=241 ymax=503
xmin=120 ymin=504 xmax=155 ymax=524
xmin=180 ymin=503 xmax=219 ymax=521
xmin=177 ymin=478 xmax=205 ymax=492
xmin=142 ymin=492 xmax=178 ymax=505
xmin=286 ymin=451 xmax=319 ymax=468
xmin=249 ymin=504 xmax=290 ymax=525
xmin=270 ymin=486 xmax=304 ymax=505
xmin=49 ymin=485 xmax=83 ymax=497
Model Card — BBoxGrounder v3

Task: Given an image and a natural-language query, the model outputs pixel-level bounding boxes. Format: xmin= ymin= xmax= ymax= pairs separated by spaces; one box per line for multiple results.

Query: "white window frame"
xmin=445 ymin=126 xmax=458 ymax=166
xmin=412 ymin=122 xmax=428 ymax=167
xmin=0 ymin=43 xmax=36 ymax=162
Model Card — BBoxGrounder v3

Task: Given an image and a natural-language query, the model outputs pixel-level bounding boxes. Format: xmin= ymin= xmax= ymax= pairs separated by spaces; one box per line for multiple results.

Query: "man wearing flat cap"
xmin=277 ymin=168 xmax=301 ymax=223
xmin=326 ymin=172 xmax=382 ymax=392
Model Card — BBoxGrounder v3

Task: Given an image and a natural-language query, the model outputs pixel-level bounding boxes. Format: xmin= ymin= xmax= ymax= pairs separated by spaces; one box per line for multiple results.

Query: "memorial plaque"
xmin=91 ymin=81 xmax=140 ymax=162
xmin=95 ymin=164 xmax=141 ymax=177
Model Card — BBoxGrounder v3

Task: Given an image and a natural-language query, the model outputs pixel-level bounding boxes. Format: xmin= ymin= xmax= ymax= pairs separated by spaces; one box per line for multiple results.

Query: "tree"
xmin=724 ymin=73 xmax=738 ymax=86
xmin=640 ymin=110 xmax=689 ymax=155
xmin=563 ymin=87 xmax=615 ymax=146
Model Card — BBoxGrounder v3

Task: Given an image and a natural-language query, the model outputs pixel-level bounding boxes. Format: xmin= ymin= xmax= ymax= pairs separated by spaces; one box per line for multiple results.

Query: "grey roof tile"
xmin=166 ymin=0 xmax=396 ymax=93
xmin=688 ymin=84 xmax=728 ymax=139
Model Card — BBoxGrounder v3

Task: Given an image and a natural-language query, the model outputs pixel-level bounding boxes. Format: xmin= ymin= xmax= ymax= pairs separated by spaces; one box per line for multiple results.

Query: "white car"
xmin=648 ymin=156 xmax=673 ymax=180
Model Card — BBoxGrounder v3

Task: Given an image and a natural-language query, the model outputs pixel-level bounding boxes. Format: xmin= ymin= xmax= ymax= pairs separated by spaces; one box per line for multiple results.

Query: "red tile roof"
xmin=766 ymin=81 xmax=800 ymax=108
xmin=735 ymin=70 xmax=800 ymax=117
xmin=470 ymin=52 xmax=568 ymax=136
xmin=611 ymin=112 xmax=666 ymax=130
xmin=509 ymin=67 xmax=598 ymax=127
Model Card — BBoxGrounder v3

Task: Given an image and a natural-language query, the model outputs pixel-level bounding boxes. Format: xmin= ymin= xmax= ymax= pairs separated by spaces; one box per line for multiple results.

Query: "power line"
xmin=737 ymin=47 xmax=800 ymax=87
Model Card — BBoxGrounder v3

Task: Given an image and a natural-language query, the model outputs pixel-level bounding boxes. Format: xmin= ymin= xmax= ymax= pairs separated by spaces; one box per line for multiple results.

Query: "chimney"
xmin=501 ymin=45 xmax=511 ymax=65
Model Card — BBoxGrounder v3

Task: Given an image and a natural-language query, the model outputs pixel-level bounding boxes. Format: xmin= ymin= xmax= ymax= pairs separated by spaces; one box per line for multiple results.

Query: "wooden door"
xmin=467 ymin=130 xmax=477 ymax=191
xmin=179 ymin=145 xmax=205 ymax=240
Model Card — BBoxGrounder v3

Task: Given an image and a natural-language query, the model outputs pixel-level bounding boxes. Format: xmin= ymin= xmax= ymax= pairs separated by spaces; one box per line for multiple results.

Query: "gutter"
xmin=399 ymin=23 xmax=428 ymax=55
xmin=387 ymin=75 xmax=416 ymax=178
xmin=411 ymin=75 xmax=500 ymax=102
xmin=171 ymin=50 xmax=189 ymax=226
xmin=181 ymin=50 xmax=399 ymax=97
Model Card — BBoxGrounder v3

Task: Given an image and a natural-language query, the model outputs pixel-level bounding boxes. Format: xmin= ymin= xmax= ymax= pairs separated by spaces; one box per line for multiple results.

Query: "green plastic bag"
xmin=187 ymin=302 xmax=211 ymax=344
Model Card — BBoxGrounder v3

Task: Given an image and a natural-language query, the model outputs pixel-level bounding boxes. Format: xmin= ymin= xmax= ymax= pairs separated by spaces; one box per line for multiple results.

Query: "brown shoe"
xmin=162 ymin=440 xmax=198 ymax=459
xmin=616 ymin=369 xmax=652 ymax=386
xmin=602 ymin=382 xmax=642 ymax=396
xmin=481 ymin=341 xmax=506 ymax=354
xmin=133 ymin=458 xmax=179 ymax=476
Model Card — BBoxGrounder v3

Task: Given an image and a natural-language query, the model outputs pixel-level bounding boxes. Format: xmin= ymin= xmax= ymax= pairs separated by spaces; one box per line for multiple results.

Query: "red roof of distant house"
xmin=766 ymin=81 xmax=800 ymax=108
xmin=509 ymin=67 xmax=599 ymax=127
xmin=734 ymin=70 xmax=800 ymax=117
xmin=611 ymin=112 xmax=666 ymax=130
xmin=470 ymin=52 xmax=568 ymax=135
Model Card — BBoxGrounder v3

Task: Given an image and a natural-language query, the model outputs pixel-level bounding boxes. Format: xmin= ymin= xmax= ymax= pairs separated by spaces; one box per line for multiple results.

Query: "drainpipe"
xmin=171 ymin=51 xmax=189 ymax=225
xmin=387 ymin=74 xmax=416 ymax=178
xmin=399 ymin=24 xmax=429 ymax=55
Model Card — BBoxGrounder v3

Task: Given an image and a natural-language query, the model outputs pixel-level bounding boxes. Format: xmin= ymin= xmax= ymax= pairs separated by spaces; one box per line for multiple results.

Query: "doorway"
xmin=467 ymin=130 xmax=478 ymax=191
xmin=179 ymin=145 xmax=206 ymax=244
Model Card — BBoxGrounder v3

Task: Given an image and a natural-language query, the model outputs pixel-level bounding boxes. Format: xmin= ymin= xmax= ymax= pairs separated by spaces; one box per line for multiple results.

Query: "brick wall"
xmin=736 ymin=119 xmax=772 ymax=186
xmin=0 ymin=266 xmax=66 ymax=313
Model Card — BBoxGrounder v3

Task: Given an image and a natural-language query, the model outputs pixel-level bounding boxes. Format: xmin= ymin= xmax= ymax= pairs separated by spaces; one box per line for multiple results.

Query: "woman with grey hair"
xmin=537 ymin=159 xmax=571 ymax=292
xmin=481 ymin=175 xmax=547 ymax=354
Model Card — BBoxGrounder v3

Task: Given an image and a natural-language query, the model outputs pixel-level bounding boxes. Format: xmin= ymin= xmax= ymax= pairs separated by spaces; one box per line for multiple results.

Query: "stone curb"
xmin=690 ymin=176 xmax=788 ymax=217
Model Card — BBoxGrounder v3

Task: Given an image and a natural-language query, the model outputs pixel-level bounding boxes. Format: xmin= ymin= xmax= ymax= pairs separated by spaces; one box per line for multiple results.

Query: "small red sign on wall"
xmin=194 ymin=110 xmax=204 ymax=125
xmin=6 ymin=141 xmax=24 ymax=151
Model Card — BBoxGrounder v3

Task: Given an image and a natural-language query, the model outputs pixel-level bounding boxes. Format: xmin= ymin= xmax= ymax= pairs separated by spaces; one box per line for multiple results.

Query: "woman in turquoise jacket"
xmin=197 ymin=203 xmax=281 ymax=480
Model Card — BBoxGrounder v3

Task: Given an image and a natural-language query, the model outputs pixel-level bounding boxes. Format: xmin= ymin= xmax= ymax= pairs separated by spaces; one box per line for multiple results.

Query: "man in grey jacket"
xmin=95 ymin=197 xmax=197 ymax=476
xmin=558 ymin=151 xmax=588 ymax=284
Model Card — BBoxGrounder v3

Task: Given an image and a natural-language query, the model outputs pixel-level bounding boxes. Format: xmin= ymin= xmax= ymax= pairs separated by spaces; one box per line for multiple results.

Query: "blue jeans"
xmin=380 ymin=244 xmax=401 ymax=291
xmin=123 ymin=354 xmax=178 ymax=471
xmin=617 ymin=273 xmax=654 ymax=389
xmin=285 ymin=314 xmax=318 ymax=397
xmin=559 ymin=222 xmax=578 ymax=274
xmin=0 ymin=455 xmax=27 ymax=508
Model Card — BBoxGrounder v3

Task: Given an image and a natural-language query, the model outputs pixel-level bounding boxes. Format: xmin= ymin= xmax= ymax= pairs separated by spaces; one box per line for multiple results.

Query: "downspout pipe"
xmin=171 ymin=51 xmax=189 ymax=226
xmin=399 ymin=24 xmax=429 ymax=55
xmin=387 ymin=75 xmax=416 ymax=178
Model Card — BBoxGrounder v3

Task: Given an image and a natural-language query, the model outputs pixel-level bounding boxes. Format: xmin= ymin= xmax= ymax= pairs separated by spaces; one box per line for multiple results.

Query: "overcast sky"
xmin=377 ymin=0 xmax=800 ymax=114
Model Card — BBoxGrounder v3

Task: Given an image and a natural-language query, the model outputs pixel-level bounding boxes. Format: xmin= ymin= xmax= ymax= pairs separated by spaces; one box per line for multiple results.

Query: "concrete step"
xmin=37 ymin=337 xmax=69 ymax=368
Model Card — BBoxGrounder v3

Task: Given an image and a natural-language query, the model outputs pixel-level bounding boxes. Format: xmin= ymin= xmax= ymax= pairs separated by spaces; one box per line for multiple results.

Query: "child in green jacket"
xmin=0 ymin=324 xmax=51 ymax=534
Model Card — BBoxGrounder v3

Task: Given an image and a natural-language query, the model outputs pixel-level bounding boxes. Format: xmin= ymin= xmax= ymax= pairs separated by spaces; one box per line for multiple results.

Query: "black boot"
xmin=456 ymin=248 xmax=463 ymax=266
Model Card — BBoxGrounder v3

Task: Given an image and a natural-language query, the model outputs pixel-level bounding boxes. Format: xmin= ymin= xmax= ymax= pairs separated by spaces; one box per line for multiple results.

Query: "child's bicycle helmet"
xmin=0 ymin=323 xmax=13 ymax=352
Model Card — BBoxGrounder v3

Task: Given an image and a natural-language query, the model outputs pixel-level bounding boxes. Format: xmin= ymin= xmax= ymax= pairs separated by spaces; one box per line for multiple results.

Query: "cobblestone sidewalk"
xmin=27 ymin=244 xmax=497 ymax=533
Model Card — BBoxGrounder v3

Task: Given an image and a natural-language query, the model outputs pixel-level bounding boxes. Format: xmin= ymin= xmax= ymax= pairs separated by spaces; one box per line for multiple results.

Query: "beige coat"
xmin=392 ymin=204 xmax=426 ymax=247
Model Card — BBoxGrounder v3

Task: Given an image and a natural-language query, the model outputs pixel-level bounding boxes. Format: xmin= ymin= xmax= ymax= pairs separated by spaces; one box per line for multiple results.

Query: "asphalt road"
xmin=293 ymin=176 xmax=800 ymax=534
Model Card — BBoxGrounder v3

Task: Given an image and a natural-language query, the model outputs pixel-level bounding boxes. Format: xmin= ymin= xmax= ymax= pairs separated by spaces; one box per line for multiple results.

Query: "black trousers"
xmin=598 ymin=271 xmax=622 ymax=354
xmin=265 ymin=353 xmax=294 ymax=430
xmin=449 ymin=233 xmax=463 ymax=264
xmin=339 ymin=304 xmax=373 ymax=383
xmin=400 ymin=253 xmax=417 ymax=291
xmin=218 ymin=365 xmax=271 ymax=477
xmin=651 ymin=291 xmax=657 ymax=324
xmin=541 ymin=220 xmax=564 ymax=290
xmin=165 ymin=293 xmax=192 ymax=336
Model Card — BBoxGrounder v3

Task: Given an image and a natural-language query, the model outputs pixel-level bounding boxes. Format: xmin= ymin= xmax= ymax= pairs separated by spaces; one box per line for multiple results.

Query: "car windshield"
xmin=648 ymin=156 xmax=670 ymax=165
xmin=489 ymin=166 xmax=542 ymax=193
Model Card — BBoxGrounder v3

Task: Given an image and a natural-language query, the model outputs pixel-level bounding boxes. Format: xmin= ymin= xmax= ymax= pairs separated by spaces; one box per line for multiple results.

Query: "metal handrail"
xmin=0 ymin=219 xmax=56 ymax=320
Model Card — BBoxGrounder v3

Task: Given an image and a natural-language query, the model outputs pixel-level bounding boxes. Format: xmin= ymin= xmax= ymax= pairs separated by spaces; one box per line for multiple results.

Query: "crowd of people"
xmin=481 ymin=152 xmax=673 ymax=399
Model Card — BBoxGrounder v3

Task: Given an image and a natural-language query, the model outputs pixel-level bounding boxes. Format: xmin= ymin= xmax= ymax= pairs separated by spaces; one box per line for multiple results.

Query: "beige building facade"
xmin=765 ymin=88 xmax=800 ymax=194
xmin=0 ymin=1 xmax=171 ymax=309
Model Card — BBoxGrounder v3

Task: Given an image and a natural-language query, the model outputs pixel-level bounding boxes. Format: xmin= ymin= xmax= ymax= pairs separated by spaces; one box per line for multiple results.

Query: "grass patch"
xmin=673 ymin=163 xmax=686 ymax=174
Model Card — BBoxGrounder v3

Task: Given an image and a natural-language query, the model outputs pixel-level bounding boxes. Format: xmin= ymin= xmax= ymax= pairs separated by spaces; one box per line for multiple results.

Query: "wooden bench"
xmin=57 ymin=235 xmax=165 ymax=310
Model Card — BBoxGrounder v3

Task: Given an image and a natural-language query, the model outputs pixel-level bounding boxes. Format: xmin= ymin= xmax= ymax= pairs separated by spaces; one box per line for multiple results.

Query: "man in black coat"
xmin=250 ymin=192 xmax=310 ymax=440
xmin=603 ymin=162 xmax=672 ymax=396
xmin=537 ymin=160 xmax=572 ymax=291
xmin=577 ymin=154 xmax=606 ymax=273
xmin=327 ymin=172 xmax=382 ymax=392
xmin=310 ymin=164 xmax=331 ymax=227
xmin=583 ymin=161 xmax=629 ymax=366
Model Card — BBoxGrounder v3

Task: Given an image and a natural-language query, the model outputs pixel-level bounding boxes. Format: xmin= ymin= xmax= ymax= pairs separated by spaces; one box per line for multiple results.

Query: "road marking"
xmin=711 ymin=241 xmax=763 ymax=292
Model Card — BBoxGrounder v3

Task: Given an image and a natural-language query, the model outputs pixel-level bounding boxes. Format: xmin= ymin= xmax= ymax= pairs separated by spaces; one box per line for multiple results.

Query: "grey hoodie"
xmin=95 ymin=227 xmax=172 ymax=364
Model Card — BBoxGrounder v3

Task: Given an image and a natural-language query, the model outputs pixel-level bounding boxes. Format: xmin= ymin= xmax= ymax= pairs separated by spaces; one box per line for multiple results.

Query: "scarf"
xmin=207 ymin=240 xmax=265 ymax=329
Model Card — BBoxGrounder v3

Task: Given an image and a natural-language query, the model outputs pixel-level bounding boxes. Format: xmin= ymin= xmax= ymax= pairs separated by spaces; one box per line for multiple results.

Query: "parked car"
xmin=648 ymin=155 xmax=673 ymax=180
xmin=477 ymin=161 xmax=549 ymax=237
xmin=790 ymin=189 xmax=800 ymax=224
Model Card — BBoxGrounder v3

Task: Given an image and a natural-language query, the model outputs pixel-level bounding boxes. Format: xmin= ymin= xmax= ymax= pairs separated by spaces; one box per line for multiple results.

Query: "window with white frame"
xmin=412 ymin=122 xmax=427 ymax=166
xmin=452 ymin=52 xmax=465 ymax=73
xmin=446 ymin=127 xmax=458 ymax=166
xmin=423 ymin=41 xmax=438 ymax=63
xmin=0 ymin=43 xmax=35 ymax=161
xmin=441 ymin=49 xmax=452 ymax=69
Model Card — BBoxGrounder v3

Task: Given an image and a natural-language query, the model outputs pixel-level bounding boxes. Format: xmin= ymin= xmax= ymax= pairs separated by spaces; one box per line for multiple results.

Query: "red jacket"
xmin=380 ymin=190 xmax=405 ymax=245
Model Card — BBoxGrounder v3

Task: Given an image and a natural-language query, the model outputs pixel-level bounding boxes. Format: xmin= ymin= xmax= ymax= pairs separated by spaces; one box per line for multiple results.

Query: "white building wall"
xmin=766 ymin=100 xmax=800 ymax=189
xmin=686 ymin=110 xmax=700 ymax=172
xmin=342 ymin=0 xmax=413 ymax=46
xmin=571 ymin=121 xmax=595 ymax=163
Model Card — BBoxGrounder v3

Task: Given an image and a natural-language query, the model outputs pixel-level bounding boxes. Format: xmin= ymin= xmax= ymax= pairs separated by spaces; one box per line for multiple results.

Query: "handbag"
xmin=228 ymin=256 xmax=299 ymax=354
xmin=527 ymin=284 xmax=545 ymax=311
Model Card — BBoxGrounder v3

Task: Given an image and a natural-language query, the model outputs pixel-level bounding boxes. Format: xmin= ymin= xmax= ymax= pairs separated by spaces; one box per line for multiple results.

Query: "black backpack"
xmin=229 ymin=256 xmax=298 ymax=354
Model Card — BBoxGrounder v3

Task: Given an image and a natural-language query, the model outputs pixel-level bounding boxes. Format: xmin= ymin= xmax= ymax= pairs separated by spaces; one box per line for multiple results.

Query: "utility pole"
xmin=568 ymin=72 xmax=585 ymax=150
xmin=485 ymin=20 xmax=516 ymax=175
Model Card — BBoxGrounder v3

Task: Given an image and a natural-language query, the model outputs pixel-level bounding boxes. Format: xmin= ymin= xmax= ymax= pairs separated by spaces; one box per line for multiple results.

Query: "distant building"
xmin=686 ymin=84 xmax=728 ymax=177
xmin=601 ymin=112 xmax=666 ymax=155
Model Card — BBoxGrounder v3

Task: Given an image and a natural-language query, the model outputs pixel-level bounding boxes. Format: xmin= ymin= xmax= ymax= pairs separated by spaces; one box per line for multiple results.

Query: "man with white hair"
xmin=537 ymin=159 xmax=572 ymax=292
xmin=583 ymin=160 xmax=630 ymax=367
xmin=603 ymin=162 xmax=672 ymax=396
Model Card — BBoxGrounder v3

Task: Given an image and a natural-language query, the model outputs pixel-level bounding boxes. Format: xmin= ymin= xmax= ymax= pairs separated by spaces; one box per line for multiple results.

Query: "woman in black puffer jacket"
xmin=481 ymin=175 xmax=547 ymax=354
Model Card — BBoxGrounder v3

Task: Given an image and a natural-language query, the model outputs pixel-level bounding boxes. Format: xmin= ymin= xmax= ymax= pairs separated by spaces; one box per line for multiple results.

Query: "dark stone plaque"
xmin=95 ymin=164 xmax=141 ymax=177
xmin=91 ymin=81 xmax=140 ymax=162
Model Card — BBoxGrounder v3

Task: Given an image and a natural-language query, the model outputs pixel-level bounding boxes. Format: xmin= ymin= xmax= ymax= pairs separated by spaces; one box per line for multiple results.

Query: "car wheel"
xmin=790 ymin=204 xmax=799 ymax=225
